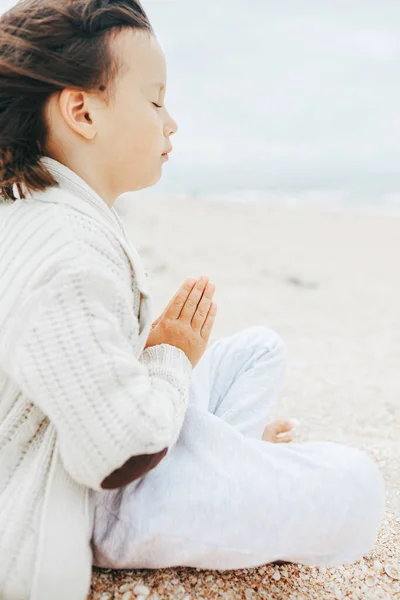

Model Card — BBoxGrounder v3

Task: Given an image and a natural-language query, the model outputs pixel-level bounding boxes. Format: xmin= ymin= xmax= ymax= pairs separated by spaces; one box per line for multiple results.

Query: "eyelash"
xmin=152 ymin=103 xmax=162 ymax=109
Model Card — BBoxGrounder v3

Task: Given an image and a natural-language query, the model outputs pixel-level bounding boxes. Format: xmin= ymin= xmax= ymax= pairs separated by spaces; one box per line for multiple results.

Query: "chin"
xmin=119 ymin=172 xmax=161 ymax=194
xmin=144 ymin=169 xmax=163 ymax=189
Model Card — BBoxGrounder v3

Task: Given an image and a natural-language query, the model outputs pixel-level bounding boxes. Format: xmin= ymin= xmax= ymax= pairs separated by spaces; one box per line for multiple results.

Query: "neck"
xmin=45 ymin=151 xmax=117 ymax=208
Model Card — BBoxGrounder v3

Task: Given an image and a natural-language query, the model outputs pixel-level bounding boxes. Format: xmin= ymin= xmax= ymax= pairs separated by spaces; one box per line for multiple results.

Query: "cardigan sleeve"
xmin=6 ymin=262 xmax=193 ymax=492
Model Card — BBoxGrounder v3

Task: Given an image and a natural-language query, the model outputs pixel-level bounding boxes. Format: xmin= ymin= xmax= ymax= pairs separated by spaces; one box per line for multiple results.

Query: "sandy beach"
xmin=77 ymin=196 xmax=399 ymax=598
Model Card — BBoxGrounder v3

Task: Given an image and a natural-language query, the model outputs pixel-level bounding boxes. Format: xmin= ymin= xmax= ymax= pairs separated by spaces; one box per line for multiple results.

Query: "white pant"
xmin=91 ymin=326 xmax=385 ymax=570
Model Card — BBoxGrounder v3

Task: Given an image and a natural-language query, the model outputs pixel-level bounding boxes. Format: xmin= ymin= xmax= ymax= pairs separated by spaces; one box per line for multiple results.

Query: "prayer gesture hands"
xmin=144 ymin=276 xmax=217 ymax=368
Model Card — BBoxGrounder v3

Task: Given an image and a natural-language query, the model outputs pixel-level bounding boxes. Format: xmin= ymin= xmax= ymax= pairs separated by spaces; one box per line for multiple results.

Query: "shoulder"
xmin=59 ymin=205 xmax=132 ymax=282
xmin=0 ymin=199 xmax=134 ymax=298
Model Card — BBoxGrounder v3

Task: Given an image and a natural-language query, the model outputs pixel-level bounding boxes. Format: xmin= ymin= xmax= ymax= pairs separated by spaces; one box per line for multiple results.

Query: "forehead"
xmin=114 ymin=29 xmax=166 ymax=87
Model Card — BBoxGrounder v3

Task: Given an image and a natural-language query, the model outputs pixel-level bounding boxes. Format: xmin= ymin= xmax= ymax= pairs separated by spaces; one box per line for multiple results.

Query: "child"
xmin=0 ymin=2 xmax=385 ymax=599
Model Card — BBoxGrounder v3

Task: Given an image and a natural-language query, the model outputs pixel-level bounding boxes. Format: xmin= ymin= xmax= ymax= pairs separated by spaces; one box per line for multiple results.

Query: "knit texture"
xmin=0 ymin=159 xmax=193 ymax=600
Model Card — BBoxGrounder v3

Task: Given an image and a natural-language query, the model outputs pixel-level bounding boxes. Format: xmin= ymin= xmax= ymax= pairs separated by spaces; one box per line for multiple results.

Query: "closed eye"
xmin=152 ymin=102 xmax=163 ymax=108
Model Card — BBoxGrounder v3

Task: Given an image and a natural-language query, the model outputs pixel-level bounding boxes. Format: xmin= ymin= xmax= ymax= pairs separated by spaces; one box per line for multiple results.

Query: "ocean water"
xmin=1 ymin=0 xmax=400 ymax=211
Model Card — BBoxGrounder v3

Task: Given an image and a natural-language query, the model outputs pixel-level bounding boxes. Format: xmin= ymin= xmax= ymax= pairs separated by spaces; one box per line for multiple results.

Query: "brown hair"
xmin=0 ymin=0 xmax=153 ymax=201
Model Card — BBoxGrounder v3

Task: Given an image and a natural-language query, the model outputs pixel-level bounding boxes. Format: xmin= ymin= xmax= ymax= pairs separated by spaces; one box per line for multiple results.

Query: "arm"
xmin=4 ymin=262 xmax=193 ymax=491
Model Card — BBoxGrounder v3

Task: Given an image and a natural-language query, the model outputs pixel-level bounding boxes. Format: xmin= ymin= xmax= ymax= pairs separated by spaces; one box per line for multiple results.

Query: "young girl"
xmin=0 ymin=2 xmax=385 ymax=599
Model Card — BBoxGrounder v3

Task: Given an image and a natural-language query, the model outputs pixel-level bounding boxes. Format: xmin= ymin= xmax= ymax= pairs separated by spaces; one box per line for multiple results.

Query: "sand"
xmin=84 ymin=195 xmax=399 ymax=599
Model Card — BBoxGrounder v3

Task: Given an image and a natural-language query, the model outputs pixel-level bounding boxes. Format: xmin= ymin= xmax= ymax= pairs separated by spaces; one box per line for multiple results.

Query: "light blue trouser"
xmin=91 ymin=326 xmax=385 ymax=570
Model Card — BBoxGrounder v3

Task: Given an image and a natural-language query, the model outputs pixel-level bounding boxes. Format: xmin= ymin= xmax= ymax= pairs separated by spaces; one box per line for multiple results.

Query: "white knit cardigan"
xmin=0 ymin=157 xmax=193 ymax=600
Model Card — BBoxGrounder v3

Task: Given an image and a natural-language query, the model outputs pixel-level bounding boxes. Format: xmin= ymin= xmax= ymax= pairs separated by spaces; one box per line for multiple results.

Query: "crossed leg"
xmin=91 ymin=326 xmax=385 ymax=571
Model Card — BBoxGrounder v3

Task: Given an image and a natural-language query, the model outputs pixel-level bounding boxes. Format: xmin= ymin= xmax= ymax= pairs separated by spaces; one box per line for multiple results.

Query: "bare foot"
xmin=262 ymin=419 xmax=294 ymax=443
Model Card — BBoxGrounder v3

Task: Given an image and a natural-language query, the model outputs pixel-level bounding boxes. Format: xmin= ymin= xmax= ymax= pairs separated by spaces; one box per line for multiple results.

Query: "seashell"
xmin=134 ymin=585 xmax=150 ymax=597
xmin=365 ymin=573 xmax=376 ymax=587
xmin=384 ymin=564 xmax=400 ymax=579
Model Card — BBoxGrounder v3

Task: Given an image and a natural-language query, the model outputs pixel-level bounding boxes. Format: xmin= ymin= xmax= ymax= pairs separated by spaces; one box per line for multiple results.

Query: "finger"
xmin=191 ymin=281 xmax=216 ymax=331
xmin=179 ymin=275 xmax=210 ymax=322
xmin=276 ymin=432 xmax=293 ymax=443
xmin=200 ymin=301 xmax=218 ymax=340
xmin=163 ymin=277 xmax=198 ymax=320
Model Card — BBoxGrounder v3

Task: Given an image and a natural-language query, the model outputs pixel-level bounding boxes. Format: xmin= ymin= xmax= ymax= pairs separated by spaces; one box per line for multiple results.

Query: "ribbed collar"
xmin=38 ymin=156 xmax=128 ymax=237
xmin=24 ymin=156 xmax=152 ymax=296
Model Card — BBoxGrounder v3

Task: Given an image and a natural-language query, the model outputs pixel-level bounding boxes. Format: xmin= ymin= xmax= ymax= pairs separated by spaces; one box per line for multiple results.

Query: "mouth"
xmin=162 ymin=148 xmax=172 ymax=157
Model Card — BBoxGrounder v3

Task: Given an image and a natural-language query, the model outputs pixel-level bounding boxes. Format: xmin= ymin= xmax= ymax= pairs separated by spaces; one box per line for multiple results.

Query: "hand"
xmin=144 ymin=276 xmax=217 ymax=368
xmin=148 ymin=276 xmax=213 ymax=333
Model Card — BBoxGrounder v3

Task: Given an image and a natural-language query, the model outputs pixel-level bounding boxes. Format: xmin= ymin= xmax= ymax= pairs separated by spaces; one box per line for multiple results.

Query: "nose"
xmin=164 ymin=111 xmax=178 ymax=137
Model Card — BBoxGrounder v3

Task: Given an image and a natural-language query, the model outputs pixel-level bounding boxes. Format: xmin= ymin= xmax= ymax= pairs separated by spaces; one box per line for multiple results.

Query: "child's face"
xmin=92 ymin=29 xmax=177 ymax=196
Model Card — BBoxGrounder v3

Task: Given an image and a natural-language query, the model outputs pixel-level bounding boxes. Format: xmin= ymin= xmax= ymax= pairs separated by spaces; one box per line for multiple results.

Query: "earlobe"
xmin=59 ymin=88 xmax=97 ymax=141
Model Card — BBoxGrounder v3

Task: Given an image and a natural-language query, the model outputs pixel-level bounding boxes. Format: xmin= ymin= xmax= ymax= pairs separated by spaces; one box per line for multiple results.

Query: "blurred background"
xmin=140 ymin=0 xmax=400 ymax=212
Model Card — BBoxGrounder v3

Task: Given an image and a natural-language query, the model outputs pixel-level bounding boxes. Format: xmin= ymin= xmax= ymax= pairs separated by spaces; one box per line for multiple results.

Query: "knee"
xmin=347 ymin=448 xmax=385 ymax=530
xmin=327 ymin=446 xmax=385 ymax=564
xmin=245 ymin=325 xmax=288 ymax=363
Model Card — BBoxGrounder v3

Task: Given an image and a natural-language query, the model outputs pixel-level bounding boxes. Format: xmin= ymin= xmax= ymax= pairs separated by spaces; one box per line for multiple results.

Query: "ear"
xmin=58 ymin=88 xmax=97 ymax=141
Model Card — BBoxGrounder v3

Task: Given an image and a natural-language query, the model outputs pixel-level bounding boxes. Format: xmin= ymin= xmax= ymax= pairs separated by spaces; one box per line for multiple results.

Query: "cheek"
xmin=99 ymin=98 xmax=164 ymax=175
xmin=110 ymin=104 xmax=162 ymax=153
